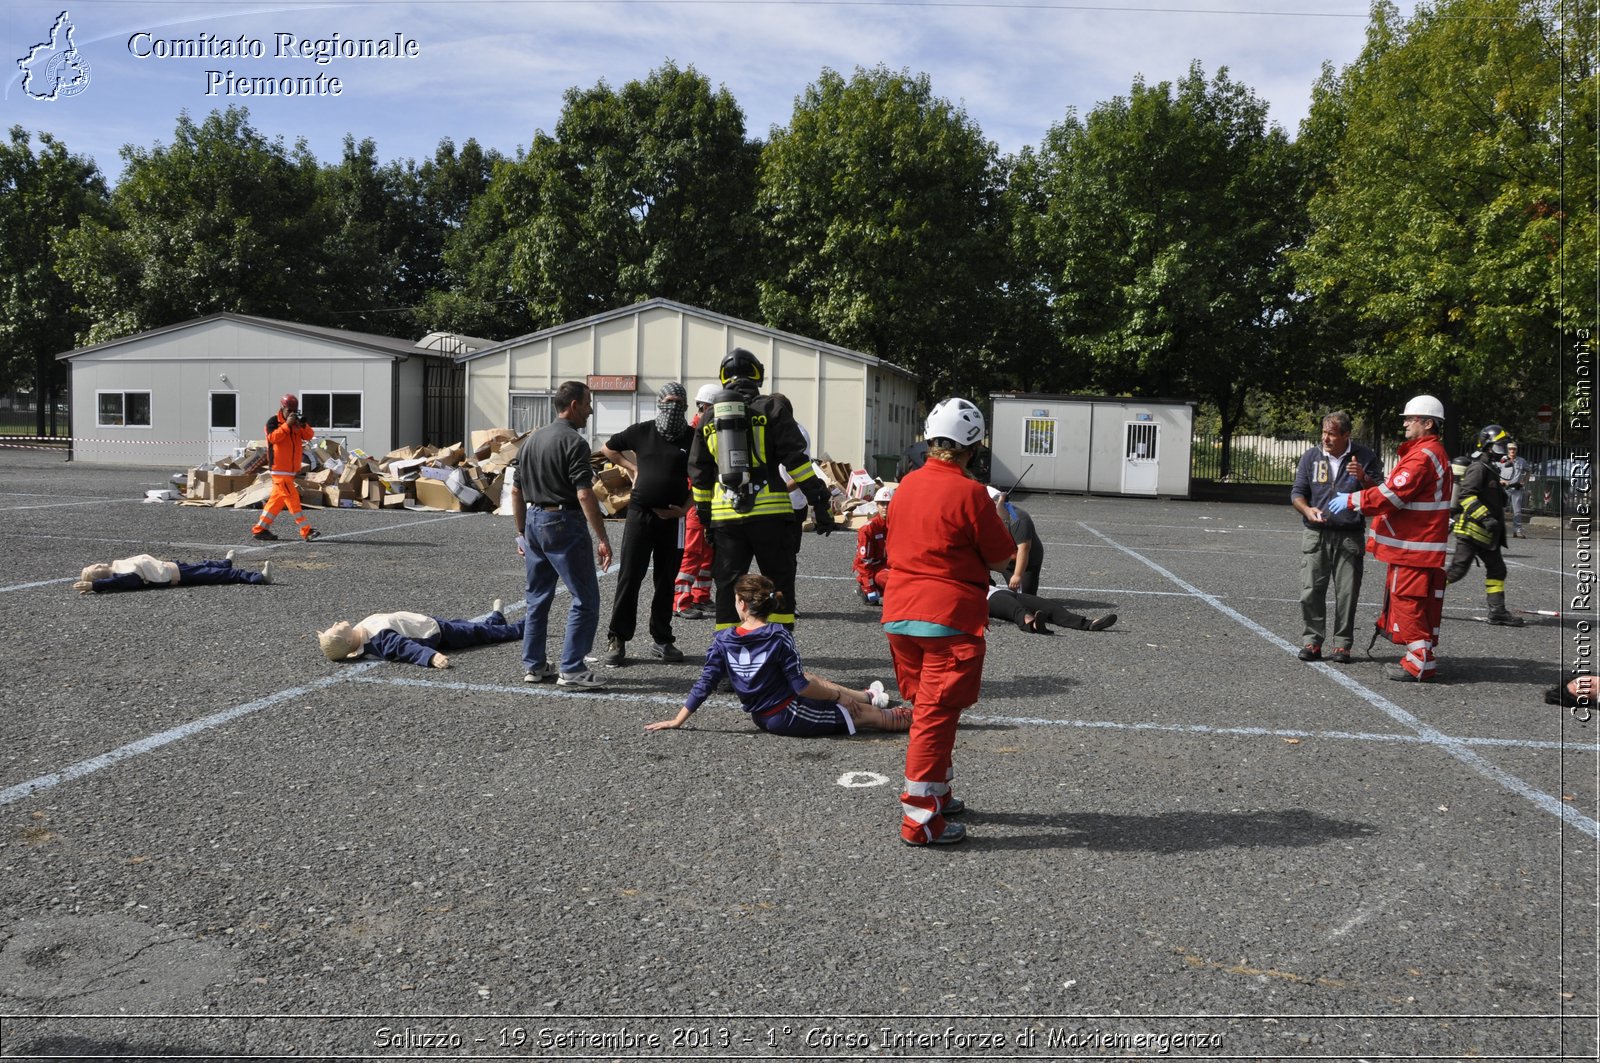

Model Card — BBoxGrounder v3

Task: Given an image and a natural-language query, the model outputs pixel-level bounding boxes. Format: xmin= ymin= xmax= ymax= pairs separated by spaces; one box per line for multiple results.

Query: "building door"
xmin=591 ymin=391 xmax=638 ymax=445
xmin=1122 ymin=421 xmax=1159 ymax=496
xmin=208 ymin=390 xmax=239 ymax=461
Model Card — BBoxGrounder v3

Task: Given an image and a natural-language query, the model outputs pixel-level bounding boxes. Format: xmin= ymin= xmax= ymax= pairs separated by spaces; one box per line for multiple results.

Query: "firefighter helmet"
xmin=1477 ymin=423 xmax=1510 ymax=456
xmin=925 ymin=397 xmax=985 ymax=449
xmin=719 ymin=348 xmax=764 ymax=386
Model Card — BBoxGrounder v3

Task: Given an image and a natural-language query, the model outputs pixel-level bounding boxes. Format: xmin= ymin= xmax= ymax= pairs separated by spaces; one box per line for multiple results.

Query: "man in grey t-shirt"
xmin=511 ymin=380 xmax=613 ymax=689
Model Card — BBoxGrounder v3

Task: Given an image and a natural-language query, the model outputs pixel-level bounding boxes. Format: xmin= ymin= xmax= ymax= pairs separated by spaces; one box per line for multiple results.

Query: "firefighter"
xmin=251 ymin=394 xmax=319 ymax=542
xmin=1446 ymin=424 xmax=1525 ymax=626
xmin=687 ymin=348 xmax=834 ymax=630
xmin=1324 ymin=395 xmax=1453 ymax=681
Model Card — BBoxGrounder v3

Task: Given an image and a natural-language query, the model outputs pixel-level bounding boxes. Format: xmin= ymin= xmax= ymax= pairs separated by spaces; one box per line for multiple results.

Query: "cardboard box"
xmin=591 ymin=466 xmax=633 ymax=517
xmin=847 ymin=468 xmax=878 ymax=500
xmin=432 ymin=443 xmax=465 ymax=468
xmin=472 ymin=427 xmax=520 ymax=459
xmin=211 ymin=471 xmax=253 ymax=497
xmin=413 ymin=477 xmax=468 ymax=511
xmin=382 ymin=492 xmax=407 ymax=509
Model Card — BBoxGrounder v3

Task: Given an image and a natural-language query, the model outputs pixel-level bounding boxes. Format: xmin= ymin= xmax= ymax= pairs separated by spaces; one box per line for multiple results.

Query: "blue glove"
xmin=1324 ymin=492 xmax=1351 ymax=516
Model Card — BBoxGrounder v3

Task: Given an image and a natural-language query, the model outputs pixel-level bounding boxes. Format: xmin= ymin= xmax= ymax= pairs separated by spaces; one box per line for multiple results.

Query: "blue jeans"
xmin=522 ymin=509 xmax=601 ymax=675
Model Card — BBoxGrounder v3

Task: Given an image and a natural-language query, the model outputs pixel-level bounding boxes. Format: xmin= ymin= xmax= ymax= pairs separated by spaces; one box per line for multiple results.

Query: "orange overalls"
xmin=252 ymin=415 xmax=317 ymax=540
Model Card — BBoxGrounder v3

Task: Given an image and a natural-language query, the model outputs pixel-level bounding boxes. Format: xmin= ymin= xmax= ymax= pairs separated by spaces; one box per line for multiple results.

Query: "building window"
xmin=97 ymin=391 xmax=151 ymax=427
xmin=510 ymin=392 xmax=555 ymax=434
xmin=210 ymin=391 xmax=238 ymax=430
xmin=1023 ymin=417 xmax=1057 ymax=457
xmin=300 ymin=391 xmax=363 ymax=430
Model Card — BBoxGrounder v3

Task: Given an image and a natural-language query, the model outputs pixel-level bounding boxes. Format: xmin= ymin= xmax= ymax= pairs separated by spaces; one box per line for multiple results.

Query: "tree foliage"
xmin=54 ymin=108 xmax=342 ymax=343
xmin=0 ymin=126 xmax=108 ymax=415
xmin=1293 ymin=0 xmax=1594 ymax=440
xmin=756 ymin=66 xmax=1007 ymax=399
xmin=1025 ymin=63 xmax=1302 ymax=467
xmin=490 ymin=61 xmax=761 ymax=328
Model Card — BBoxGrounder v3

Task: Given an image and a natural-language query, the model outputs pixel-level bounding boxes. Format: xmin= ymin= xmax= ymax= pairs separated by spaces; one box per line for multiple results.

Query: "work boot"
xmin=252 ymin=526 xmax=278 ymax=541
xmin=603 ymin=636 xmax=626 ymax=665
xmin=1486 ymin=592 xmax=1525 ymax=626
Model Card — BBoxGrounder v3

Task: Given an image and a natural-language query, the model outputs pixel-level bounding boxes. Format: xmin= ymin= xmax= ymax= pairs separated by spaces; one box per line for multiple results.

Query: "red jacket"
xmin=1353 ymin=435 xmax=1452 ymax=568
xmin=855 ymin=516 xmax=888 ymax=573
xmin=882 ymin=458 xmax=1015 ymax=635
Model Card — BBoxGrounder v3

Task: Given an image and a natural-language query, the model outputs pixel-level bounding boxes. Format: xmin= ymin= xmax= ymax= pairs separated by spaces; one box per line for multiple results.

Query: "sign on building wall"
xmin=587 ymin=375 xmax=637 ymax=392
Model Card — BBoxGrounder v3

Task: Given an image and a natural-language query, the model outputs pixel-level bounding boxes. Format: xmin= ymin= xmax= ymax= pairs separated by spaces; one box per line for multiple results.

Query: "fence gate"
xmin=1122 ymin=421 xmax=1160 ymax=495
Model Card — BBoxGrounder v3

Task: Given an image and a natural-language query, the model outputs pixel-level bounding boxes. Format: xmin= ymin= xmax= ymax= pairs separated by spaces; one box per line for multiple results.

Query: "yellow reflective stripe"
xmin=768 ymin=611 xmax=796 ymax=625
xmin=692 ymin=486 xmax=714 ymax=503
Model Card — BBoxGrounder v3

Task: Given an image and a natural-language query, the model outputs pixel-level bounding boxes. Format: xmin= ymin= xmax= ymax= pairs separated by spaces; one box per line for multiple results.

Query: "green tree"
xmin=55 ymin=107 xmax=334 ymax=344
xmin=1292 ymin=0 xmax=1594 ymax=443
xmin=757 ymin=66 xmax=1006 ymax=399
xmin=0 ymin=126 xmax=108 ymax=428
xmin=1027 ymin=63 xmax=1303 ymax=472
xmin=498 ymin=61 xmax=760 ymax=327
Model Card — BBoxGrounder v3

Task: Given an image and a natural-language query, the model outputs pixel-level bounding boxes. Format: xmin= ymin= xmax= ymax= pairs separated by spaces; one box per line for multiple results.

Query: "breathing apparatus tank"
xmin=713 ymin=387 xmax=758 ymax=513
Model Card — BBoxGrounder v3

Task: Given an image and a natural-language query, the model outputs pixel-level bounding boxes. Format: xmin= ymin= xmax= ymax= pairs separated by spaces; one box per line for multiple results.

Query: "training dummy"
xmin=74 ymin=552 xmax=269 ymax=594
xmin=646 ymin=574 xmax=910 ymax=736
xmin=318 ymin=600 xmax=522 ymax=669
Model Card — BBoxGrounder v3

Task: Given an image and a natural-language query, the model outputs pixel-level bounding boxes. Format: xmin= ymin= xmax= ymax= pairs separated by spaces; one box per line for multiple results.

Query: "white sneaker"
xmin=557 ymin=669 xmax=607 ymax=690
xmin=224 ymin=549 xmax=236 ymax=563
xmin=523 ymin=663 xmax=557 ymax=683
xmin=492 ymin=598 xmax=504 ymax=617
xmin=260 ymin=561 xmax=271 ymax=584
xmin=868 ymin=680 xmax=890 ymax=709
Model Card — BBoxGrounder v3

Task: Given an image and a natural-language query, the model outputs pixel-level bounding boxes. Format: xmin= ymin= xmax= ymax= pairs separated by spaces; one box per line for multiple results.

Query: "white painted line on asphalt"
xmin=1080 ymin=521 xmax=1600 ymax=841
xmin=963 ymin=712 xmax=1600 ymax=753
xmin=4 ymin=497 xmax=141 ymax=510
xmin=0 ymin=577 xmax=75 ymax=593
xmin=1507 ymin=558 xmax=1570 ymax=577
xmin=0 ymin=663 xmax=382 ymax=807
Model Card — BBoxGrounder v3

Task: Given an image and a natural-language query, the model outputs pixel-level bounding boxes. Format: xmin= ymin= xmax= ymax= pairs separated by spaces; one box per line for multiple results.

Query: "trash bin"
xmin=873 ymin=454 xmax=899 ymax=480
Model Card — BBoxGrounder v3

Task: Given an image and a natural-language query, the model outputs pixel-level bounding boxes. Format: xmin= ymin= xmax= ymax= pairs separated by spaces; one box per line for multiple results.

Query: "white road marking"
xmin=1080 ymin=521 xmax=1600 ymax=840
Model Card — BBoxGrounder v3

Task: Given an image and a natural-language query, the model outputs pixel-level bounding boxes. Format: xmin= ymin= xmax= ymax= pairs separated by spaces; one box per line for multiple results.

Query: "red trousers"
xmin=1377 ymin=565 xmax=1445 ymax=679
xmin=887 ymin=632 xmax=986 ymax=843
xmin=674 ymin=504 xmax=713 ymax=611
xmin=255 ymin=476 xmax=312 ymax=539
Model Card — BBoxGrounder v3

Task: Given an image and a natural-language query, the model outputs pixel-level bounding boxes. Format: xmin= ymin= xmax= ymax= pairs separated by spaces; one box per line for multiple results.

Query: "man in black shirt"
xmin=988 ymin=486 xmax=1044 ymax=594
xmin=597 ymin=382 xmax=693 ymax=664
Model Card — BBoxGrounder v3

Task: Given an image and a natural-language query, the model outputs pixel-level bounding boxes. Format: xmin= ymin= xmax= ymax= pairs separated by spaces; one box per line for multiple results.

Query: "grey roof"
xmin=455 ymin=297 xmax=916 ymax=381
xmin=56 ymin=312 xmax=441 ymax=362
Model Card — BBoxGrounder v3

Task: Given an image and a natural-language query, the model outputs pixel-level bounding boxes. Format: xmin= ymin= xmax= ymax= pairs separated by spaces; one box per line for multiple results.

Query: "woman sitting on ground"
xmin=646 ymin=574 xmax=910 ymax=735
xmin=987 ymin=584 xmax=1116 ymax=634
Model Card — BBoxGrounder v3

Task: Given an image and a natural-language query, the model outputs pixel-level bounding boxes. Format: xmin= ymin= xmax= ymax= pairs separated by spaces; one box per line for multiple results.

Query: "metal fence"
xmin=1192 ymin=432 xmax=1588 ymax=517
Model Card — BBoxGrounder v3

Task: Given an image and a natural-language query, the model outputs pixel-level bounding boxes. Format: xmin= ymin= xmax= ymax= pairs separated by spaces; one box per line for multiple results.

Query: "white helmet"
xmin=694 ymin=383 xmax=721 ymax=406
xmin=873 ymin=484 xmax=896 ymax=504
xmin=925 ymin=397 xmax=985 ymax=448
xmin=1402 ymin=394 xmax=1445 ymax=421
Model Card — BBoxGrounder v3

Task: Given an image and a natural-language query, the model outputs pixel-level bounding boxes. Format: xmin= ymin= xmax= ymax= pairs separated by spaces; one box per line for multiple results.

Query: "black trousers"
xmin=987 ymin=588 xmax=1090 ymax=630
xmin=712 ymin=516 xmax=799 ymax=627
xmin=607 ymin=505 xmax=684 ymax=646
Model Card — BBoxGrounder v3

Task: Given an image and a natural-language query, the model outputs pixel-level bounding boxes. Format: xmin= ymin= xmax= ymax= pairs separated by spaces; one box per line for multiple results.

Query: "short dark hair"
xmin=554 ymin=381 xmax=590 ymax=413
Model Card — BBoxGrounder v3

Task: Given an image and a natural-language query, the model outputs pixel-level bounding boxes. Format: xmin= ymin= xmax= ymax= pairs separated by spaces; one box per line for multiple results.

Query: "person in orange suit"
xmin=251 ymin=393 xmax=319 ymax=542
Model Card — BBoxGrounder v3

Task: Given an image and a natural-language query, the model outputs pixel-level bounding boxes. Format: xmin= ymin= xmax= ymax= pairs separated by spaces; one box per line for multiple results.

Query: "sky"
xmin=4 ymin=0 xmax=1417 ymax=183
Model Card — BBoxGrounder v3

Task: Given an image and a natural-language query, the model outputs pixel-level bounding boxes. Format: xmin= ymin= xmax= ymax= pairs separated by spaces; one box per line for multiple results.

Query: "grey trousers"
xmin=1300 ymin=526 xmax=1366 ymax=649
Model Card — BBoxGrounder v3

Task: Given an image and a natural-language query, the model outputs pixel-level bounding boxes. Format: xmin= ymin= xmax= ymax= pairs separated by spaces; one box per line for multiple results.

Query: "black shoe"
xmin=1298 ymin=644 xmax=1322 ymax=662
xmin=942 ymin=796 xmax=967 ymax=816
xmin=1486 ymin=612 xmax=1526 ymax=627
xmin=1088 ymin=613 xmax=1117 ymax=632
xmin=1329 ymin=647 xmax=1352 ymax=665
xmin=251 ymin=526 xmax=278 ymax=541
xmin=302 ymin=528 xmax=321 ymax=542
xmin=603 ymin=636 xmax=626 ymax=665
xmin=903 ymin=822 xmax=967 ymax=847
xmin=650 ymin=641 xmax=685 ymax=662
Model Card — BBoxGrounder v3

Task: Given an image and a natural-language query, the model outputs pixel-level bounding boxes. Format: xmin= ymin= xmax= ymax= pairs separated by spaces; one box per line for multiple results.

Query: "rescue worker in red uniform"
xmin=252 ymin=393 xmax=319 ymax=542
xmin=882 ymin=398 xmax=1015 ymax=845
xmin=853 ymin=484 xmax=893 ymax=604
xmin=1325 ymin=395 xmax=1452 ymax=681
xmin=673 ymin=384 xmax=719 ymax=619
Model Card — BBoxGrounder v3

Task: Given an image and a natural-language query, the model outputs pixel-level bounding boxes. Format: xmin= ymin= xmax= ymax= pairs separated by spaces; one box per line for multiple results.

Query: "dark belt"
xmin=532 ymin=502 xmax=580 ymax=512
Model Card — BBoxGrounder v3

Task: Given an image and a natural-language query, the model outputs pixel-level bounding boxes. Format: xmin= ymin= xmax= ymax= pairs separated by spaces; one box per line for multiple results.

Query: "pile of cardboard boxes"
xmin=177 ymin=434 xmax=893 ymax=523
xmin=178 ymin=428 xmax=527 ymax=513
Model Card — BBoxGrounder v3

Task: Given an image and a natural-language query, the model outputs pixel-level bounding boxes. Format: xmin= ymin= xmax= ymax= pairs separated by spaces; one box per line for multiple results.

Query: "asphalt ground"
xmin=0 ymin=448 xmax=1595 ymax=1062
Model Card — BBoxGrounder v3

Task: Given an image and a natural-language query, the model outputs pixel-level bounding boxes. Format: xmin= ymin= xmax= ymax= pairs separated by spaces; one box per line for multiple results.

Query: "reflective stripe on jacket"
xmin=1354 ymin=436 xmax=1452 ymax=568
